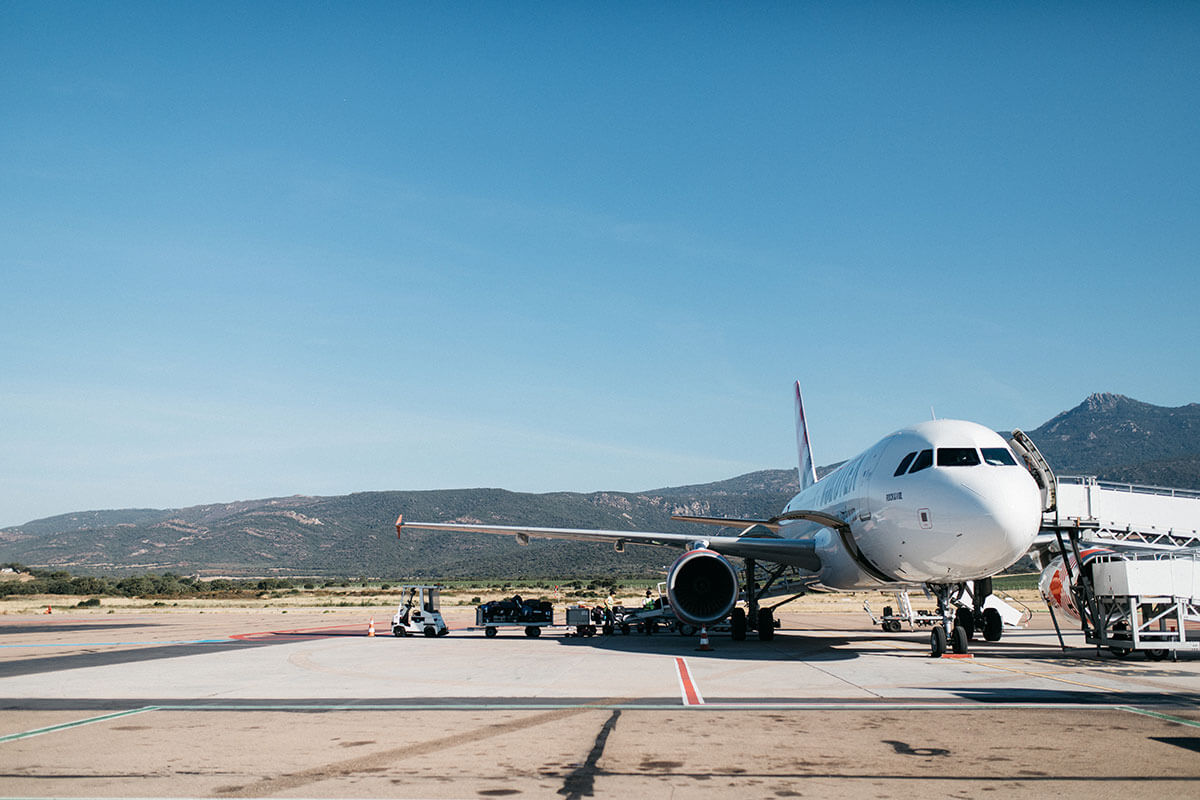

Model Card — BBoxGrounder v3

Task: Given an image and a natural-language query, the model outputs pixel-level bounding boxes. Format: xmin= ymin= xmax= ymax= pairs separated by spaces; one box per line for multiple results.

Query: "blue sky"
xmin=2 ymin=3 xmax=1198 ymax=527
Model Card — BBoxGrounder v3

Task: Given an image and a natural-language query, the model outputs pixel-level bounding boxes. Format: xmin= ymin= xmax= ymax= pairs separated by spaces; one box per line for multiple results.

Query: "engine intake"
xmin=666 ymin=549 xmax=739 ymax=627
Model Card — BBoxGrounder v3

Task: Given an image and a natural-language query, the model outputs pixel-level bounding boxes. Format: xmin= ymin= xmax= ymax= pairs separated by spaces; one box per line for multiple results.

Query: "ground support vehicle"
xmin=476 ymin=596 xmax=555 ymax=638
xmin=1079 ymin=552 xmax=1200 ymax=661
xmin=614 ymin=602 xmax=685 ymax=635
xmin=863 ymin=583 xmax=1028 ymax=640
xmin=612 ymin=583 xmax=733 ymax=637
xmin=391 ymin=585 xmax=450 ymax=637
xmin=863 ymin=592 xmax=942 ymax=633
xmin=565 ymin=605 xmax=608 ymax=637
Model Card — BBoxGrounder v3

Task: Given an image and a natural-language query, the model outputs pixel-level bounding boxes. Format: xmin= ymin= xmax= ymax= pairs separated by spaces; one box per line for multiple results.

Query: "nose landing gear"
xmin=928 ymin=582 xmax=972 ymax=657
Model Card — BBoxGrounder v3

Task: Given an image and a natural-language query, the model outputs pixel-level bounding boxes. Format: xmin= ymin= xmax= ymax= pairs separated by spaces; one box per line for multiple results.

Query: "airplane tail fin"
xmin=794 ymin=382 xmax=818 ymax=490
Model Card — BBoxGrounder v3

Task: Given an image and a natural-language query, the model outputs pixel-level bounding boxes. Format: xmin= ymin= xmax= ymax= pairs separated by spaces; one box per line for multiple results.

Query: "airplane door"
xmin=1009 ymin=429 xmax=1057 ymax=513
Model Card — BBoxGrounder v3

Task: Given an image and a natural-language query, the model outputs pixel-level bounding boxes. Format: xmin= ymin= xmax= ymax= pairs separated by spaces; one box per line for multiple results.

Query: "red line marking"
xmin=230 ymin=623 xmax=363 ymax=640
xmin=675 ymin=657 xmax=703 ymax=705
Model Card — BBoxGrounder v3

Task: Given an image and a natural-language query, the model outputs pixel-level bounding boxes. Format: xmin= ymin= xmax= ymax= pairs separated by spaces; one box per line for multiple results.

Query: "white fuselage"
xmin=779 ymin=420 xmax=1042 ymax=590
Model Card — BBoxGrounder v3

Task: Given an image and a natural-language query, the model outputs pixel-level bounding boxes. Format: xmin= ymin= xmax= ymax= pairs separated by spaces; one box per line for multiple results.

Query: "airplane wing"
xmin=396 ymin=515 xmax=822 ymax=571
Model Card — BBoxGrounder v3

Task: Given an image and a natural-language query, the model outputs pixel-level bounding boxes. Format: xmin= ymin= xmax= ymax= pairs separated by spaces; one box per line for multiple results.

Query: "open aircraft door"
xmin=1008 ymin=429 xmax=1056 ymax=513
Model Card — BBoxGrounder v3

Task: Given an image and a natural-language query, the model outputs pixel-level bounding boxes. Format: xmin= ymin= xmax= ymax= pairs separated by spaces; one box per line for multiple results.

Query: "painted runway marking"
xmin=968 ymin=658 xmax=1122 ymax=692
xmin=0 ymin=639 xmax=229 ymax=648
xmin=1119 ymin=706 xmax=1200 ymax=728
xmin=231 ymin=623 xmax=362 ymax=640
xmin=674 ymin=657 xmax=704 ymax=705
xmin=0 ymin=707 xmax=158 ymax=744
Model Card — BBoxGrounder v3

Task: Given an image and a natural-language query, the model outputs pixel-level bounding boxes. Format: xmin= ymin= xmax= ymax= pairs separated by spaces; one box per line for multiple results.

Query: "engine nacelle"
xmin=666 ymin=548 xmax=739 ymax=627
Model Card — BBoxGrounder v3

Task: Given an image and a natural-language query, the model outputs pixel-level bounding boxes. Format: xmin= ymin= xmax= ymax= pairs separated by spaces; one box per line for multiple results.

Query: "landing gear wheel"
xmin=757 ymin=608 xmax=775 ymax=641
xmin=930 ymin=626 xmax=947 ymax=657
xmin=730 ymin=607 xmax=747 ymax=641
xmin=982 ymin=608 xmax=1003 ymax=642
xmin=485 ymin=626 xmax=498 ymax=638
xmin=951 ymin=625 xmax=969 ymax=654
xmin=524 ymin=626 xmax=541 ymax=638
xmin=955 ymin=607 xmax=975 ymax=640
xmin=1146 ymin=648 xmax=1169 ymax=661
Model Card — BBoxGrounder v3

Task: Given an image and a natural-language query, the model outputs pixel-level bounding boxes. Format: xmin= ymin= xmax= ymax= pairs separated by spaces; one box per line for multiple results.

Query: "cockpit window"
xmin=981 ymin=447 xmax=1018 ymax=466
xmin=894 ymin=451 xmax=917 ymax=476
xmin=908 ymin=449 xmax=933 ymax=473
xmin=937 ymin=448 xmax=981 ymax=467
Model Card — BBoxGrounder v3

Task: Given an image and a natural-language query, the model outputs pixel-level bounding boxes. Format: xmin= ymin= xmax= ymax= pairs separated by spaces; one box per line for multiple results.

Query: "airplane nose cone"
xmin=960 ymin=469 xmax=1042 ymax=574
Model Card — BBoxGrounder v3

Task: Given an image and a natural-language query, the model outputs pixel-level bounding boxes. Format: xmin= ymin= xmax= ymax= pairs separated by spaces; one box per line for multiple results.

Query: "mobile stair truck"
xmin=1087 ymin=552 xmax=1200 ymax=660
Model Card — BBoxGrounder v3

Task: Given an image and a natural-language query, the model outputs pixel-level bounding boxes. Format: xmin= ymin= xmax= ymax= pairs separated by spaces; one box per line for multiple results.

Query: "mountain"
xmin=0 ymin=471 xmax=800 ymax=579
xmin=4 ymin=393 xmax=1198 ymax=578
xmin=1026 ymin=392 xmax=1200 ymax=485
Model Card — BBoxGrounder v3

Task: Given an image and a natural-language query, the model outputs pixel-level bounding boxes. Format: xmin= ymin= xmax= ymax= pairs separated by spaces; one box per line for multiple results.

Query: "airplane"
xmin=397 ymin=383 xmax=1044 ymax=656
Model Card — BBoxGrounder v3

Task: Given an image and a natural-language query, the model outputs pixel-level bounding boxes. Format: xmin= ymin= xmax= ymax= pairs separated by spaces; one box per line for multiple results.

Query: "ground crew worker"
xmin=643 ymin=589 xmax=655 ymax=609
xmin=604 ymin=591 xmax=616 ymax=624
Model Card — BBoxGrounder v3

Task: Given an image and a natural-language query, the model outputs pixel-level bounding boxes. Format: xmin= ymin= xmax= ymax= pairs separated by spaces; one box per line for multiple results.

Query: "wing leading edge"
xmin=396 ymin=515 xmax=822 ymax=572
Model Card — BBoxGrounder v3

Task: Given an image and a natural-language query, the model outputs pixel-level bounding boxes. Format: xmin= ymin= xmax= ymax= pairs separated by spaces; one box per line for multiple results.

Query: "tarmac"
xmin=1 ymin=604 xmax=1199 ymax=799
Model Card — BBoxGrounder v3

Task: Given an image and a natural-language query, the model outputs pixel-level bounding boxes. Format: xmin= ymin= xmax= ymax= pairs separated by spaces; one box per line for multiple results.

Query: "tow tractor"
xmin=391 ymin=585 xmax=450 ymax=637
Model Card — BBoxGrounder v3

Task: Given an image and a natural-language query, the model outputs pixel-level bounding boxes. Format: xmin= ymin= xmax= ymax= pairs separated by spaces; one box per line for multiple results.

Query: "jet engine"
xmin=666 ymin=548 xmax=739 ymax=627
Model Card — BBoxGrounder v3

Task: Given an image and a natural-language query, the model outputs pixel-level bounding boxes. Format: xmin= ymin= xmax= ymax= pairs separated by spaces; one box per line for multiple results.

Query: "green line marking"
xmin=148 ymin=701 xmax=1131 ymax=712
xmin=0 ymin=707 xmax=159 ymax=744
xmin=1118 ymin=706 xmax=1200 ymax=728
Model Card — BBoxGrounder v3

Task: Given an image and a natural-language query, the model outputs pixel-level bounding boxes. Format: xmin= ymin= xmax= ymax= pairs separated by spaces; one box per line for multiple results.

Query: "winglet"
xmin=794 ymin=382 xmax=818 ymax=490
xmin=395 ymin=514 xmax=403 ymax=538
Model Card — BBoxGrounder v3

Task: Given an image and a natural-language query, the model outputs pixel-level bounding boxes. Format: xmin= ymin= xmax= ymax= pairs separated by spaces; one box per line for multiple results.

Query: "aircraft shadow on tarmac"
xmin=947 ymin=685 xmax=1200 ymax=706
xmin=547 ymin=627 xmax=864 ymax=662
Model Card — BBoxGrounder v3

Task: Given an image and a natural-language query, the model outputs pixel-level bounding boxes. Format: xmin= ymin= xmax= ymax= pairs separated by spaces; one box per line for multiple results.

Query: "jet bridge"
xmin=1043 ymin=476 xmax=1200 ymax=550
xmin=1009 ymin=427 xmax=1200 ymax=550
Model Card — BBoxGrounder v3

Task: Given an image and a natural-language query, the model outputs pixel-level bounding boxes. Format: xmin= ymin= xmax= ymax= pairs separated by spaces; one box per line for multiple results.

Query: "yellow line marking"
xmin=968 ymin=659 xmax=1121 ymax=693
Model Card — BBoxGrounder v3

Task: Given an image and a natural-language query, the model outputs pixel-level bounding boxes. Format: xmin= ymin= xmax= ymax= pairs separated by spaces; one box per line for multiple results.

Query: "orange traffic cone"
xmin=696 ymin=626 xmax=712 ymax=651
xmin=367 ymin=617 xmax=376 ymax=637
